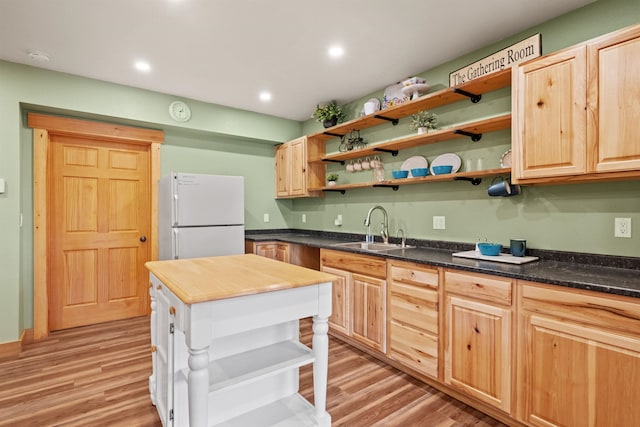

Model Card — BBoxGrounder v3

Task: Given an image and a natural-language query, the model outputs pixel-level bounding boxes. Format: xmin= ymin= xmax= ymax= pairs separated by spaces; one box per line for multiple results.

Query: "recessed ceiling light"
xmin=328 ymin=46 xmax=344 ymax=58
xmin=135 ymin=60 xmax=151 ymax=72
xmin=259 ymin=92 xmax=272 ymax=102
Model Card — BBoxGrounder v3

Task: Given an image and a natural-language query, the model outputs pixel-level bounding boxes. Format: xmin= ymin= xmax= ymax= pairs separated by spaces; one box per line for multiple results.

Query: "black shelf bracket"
xmin=323 ymin=159 xmax=345 ymax=165
xmin=323 ymin=131 xmax=344 ymax=138
xmin=454 ymin=177 xmax=483 ymax=186
xmin=323 ymin=188 xmax=346 ymax=194
xmin=373 ymin=184 xmax=400 ymax=191
xmin=373 ymin=114 xmax=400 ymax=126
xmin=373 ymin=148 xmax=399 ymax=157
xmin=454 ymin=129 xmax=483 ymax=142
xmin=453 ymin=88 xmax=482 ymax=103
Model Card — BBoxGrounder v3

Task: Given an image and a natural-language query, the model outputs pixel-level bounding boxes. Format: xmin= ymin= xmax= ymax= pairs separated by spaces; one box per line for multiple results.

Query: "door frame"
xmin=28 ymin=113 xmax=163 ymax=339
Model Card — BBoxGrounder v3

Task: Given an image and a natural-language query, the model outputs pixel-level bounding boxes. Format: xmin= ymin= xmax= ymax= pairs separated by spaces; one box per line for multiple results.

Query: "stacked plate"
xmin=430 ymin=153 xmax=461 ymax=175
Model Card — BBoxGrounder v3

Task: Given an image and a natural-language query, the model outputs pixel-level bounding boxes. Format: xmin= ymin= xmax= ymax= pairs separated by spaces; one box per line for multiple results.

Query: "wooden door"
xmin=254 ymin=243 xmax=277 ymax=260
xmin=320 ymin=266 xmax=351 ymax=336
xmin=289 ymin=137 xmax=306 ymax=196
xmin=513 ymin=45 xmax=587 ymax=180
xmin=275 ymin=243 xmax=290 ymax=263
xmin=48 ymin=134 xmax=151 ymax=330
xmin=444 ymin=295 xmax=512 ymax=413
xmin=588 ymin=25 xmax=640 ymax=173
xmin=275 ymin=144 xmax=290 ymax=197
xmin=352 ymin=273 xmax=386 ymax=352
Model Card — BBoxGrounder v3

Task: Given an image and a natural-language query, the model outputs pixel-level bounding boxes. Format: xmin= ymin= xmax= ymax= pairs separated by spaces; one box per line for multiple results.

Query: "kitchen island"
xmin=146 ymin=254 xmax=335 ymax=427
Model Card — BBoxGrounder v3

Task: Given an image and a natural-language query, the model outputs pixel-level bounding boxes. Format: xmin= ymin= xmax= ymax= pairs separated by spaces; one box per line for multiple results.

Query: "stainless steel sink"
xmin=332 ymin=241 xmax=413 ymax=252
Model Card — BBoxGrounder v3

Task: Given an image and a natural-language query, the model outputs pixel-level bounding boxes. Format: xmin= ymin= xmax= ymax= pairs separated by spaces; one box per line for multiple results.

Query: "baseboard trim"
xmin=0 ymin=328 xmax=34 ymax=360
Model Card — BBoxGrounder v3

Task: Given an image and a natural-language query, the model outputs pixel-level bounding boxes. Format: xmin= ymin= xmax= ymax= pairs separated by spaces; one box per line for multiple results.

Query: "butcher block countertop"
xmin=145 ymin=253 xmax=337 ymax=304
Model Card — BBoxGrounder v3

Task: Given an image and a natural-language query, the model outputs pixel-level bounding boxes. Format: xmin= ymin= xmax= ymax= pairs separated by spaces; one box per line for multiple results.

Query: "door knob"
xmin=140 ymin=236 xmax=147 ymax=242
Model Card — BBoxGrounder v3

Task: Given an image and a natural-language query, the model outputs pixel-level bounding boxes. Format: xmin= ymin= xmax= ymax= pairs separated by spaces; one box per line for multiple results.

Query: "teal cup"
xmin=510 ymin=239 xmax=526 ymax=257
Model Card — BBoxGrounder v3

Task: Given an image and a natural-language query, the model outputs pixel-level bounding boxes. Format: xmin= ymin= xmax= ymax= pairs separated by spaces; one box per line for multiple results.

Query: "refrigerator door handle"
xmin=172 ymin=193 xmax=179 ymax=227
xmin=173 ymin=228 xmax=179 ymax=259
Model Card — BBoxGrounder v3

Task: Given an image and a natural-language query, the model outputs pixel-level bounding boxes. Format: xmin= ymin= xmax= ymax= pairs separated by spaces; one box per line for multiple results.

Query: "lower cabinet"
xmin=517 ymin=281 xmax=640 ymax=427
xmin=320 ymin=249 xmax=387 ymax=353
xmin=387 ymin=260 xmax=440 ymax=379
xmin=246 ymin=241 xmax=320 ymax=270
xmin=252 ymin=242 xmax=290 ymax=263
xmin=444 ymin=270 xmax=514 ymax=414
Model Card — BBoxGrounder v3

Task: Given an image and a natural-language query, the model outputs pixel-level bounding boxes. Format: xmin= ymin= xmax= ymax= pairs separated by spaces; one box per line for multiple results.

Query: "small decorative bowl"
xmin=410 ymin=168 xmax=429 ymax=177
xmin=432 ymin=165 xmax=453 ymax=175
xmin=478 ymin=243 xmax=503 ymax=256
xmin=392 ymin=170 xmax=409 ymax=179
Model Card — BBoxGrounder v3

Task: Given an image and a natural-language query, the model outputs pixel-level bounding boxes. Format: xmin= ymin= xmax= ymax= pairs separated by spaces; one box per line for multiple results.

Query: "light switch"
xmin=0 ymin=178 xmax=5 ymax=194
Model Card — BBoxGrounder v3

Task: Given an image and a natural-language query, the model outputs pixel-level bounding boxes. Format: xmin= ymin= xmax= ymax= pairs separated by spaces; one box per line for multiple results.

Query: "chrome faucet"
xmin=364 ymin=205 xmax=389 ymax=244
xmin=397 ymin=228 xmax=406 ymax=248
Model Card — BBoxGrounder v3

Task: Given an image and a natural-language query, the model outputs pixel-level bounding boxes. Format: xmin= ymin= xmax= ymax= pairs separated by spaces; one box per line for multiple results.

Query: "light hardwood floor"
xmin=0 ymin=316 xmax=506 ymax=426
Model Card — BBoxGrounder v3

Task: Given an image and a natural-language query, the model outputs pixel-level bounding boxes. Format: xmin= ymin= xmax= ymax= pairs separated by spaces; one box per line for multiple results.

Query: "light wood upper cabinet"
xmin=517 ymin=281 xmax=640 ymax=427
xmin=588 ymin=26 xmax=640 ymax=173
xmin=513 ymin=24 xmax=640 ymax=183
xmin=513 ymin=45 xmax=587 ymax=179
xmin=275 ymin=136 xmax=324 ymax=198
xmin=444 ymin=270 xmax=514 ymax=414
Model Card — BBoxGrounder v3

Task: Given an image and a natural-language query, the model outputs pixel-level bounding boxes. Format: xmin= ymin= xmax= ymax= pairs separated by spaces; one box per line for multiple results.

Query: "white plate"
xmin=430 ymin=153 xmax=462 ymax=175
xmin=383 ymin=82 xmax=409 ymax=109
xmin=401 ymin=156 xmax=429 ymax=177
xmin=500 ymin=149 xmax=512 ymax=168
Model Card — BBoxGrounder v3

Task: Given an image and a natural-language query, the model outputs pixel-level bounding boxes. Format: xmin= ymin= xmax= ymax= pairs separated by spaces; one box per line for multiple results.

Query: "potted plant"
xmin=326 ymin=172 xmax=339 ymax=186
xmin=409 ymin=110 xmax=439 ymax=134
xmin=313 ymin=101 xmax=346 ymax=128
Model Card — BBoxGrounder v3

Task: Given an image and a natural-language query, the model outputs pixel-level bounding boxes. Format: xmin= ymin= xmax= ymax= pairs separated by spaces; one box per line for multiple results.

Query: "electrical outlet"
xmin=615 ymin=217 xmax=631 ymax=238
xmin=334 ymin=214 xmax=343 ymax=226
xmin=433 ymin=216 xmax=446 ymax=230
xmin=263 ymin=213 xmax=270 ymax=223
xmin=302 ymin=214 xmax=306 ymax=223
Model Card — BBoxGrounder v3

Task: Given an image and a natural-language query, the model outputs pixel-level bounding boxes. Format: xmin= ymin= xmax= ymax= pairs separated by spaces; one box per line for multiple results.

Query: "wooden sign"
xmin=449 ymin=34 xmax=541 ymax=86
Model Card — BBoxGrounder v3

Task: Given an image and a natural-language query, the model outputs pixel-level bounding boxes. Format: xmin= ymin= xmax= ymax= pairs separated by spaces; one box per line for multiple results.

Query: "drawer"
xmin=389 ymin=262 xmax=438 ymax=289
xmin=444 ymin=270 xmax=513 ymax=306
xmin=320 ymin=249 xmax=386 ymax=278
xmin=520 ymin=281 xmax=640 ymax=335
xmin=389 ymin=283 xmax=438 ymax=335
xmin=389 ymin=321 xmax=438 ymax=379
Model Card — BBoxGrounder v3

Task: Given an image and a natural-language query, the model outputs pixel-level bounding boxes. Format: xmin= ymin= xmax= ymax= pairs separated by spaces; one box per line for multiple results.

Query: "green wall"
xmin=0 ymin=0 xmax=639 ymax=345
xmin=296 ymin=0 xmax=640 ymax=255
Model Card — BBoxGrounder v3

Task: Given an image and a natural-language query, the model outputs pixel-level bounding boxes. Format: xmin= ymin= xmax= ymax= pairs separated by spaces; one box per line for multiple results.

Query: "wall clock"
xmin=169 ymin=100 xmax=191 ymax=122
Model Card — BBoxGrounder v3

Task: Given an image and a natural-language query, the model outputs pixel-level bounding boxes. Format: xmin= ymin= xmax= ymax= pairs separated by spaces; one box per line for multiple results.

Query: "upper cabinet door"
xmin=588 ymin=25 xmax=640 ymax=173
xmin=513 ymin=45 xmax=587 ymax=180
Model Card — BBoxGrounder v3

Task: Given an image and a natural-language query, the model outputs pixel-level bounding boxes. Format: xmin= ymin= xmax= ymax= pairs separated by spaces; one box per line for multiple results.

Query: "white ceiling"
xmin=0 ymin=0 xmax=595 ymax=121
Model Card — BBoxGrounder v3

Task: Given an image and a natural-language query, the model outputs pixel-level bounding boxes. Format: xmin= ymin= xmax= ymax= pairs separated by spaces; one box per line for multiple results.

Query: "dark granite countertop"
xmin=246 ymin=229 xmax=640 ymax=299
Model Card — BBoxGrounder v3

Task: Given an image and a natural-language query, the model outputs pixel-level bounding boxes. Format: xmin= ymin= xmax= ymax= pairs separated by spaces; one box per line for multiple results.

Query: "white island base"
xmin=147 ymin=255 xmax=333 ymax=427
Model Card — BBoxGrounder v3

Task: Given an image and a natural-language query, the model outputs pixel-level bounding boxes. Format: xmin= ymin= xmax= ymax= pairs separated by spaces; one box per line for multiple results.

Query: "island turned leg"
xmin=188 ymin=346 xmax=210 ymax=427
xmin=312 ymin=315 xmax=331 ymax=427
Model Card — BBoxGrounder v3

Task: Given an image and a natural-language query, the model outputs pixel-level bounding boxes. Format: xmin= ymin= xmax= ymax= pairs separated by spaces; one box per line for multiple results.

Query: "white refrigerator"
xmin=159 ymin=172 xmax=245 ymax=260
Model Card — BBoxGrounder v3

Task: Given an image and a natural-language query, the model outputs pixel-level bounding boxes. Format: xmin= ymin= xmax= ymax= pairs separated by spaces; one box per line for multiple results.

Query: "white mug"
xmin=370 ymin=155 xmax=381 ymax=168
xmin=361 ymin=157 xmax=371 ymax=170
xmin=346 ymin=160 xmax=354 ymax=172
xmin=364 ymin=102 xmax=377 ymax=115
xmin=353 ymin=159 xmax=362 ymax=171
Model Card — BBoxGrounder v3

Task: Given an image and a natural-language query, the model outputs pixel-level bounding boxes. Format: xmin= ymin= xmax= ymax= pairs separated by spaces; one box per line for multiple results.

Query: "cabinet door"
xmin=254 ymin=243 xmax=277 ymax=260
xmin=513 ymin=45 xmax=587 ymax=180
xmin=588 ymin=26 xmax=640 ymax=173
xmin=520 ymin=314 xmax=640 ymax=427
xmin=275 ymin=243 xmax=290 ymax=263
xmin=445 ymin=295 xmax=512 ymax=413
xmin=352 ymin=273 xmax=386 ymax=353
xmin=289 ymin=138 xmax=306 ymax=196
xmin=275 ymin=144 xmax=290 ymax=197
xmin=321 ymin=266 xmax=351 ymax=336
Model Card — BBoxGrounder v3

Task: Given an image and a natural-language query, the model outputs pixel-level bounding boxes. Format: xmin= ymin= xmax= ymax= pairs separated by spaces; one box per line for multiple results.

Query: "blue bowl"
xmin=478 ymin=243 xmax=503 ymax=256
xmin=432 ymin=165 xmax=453 ymax=175
xmin=392 ymin=170 xmax=409 ymax=179
xmin=410 ymin=168 xmax=429 ymax=177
